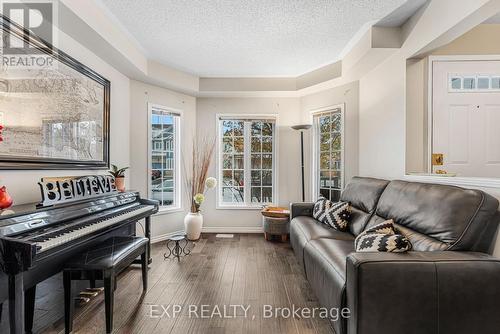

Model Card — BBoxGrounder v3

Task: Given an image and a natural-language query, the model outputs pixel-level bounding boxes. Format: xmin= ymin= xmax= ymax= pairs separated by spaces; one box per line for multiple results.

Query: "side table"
xmin=164 ymin=235 xmax=191 ymax=261
xmin=261 ymin=207 xmax=290 ymax=242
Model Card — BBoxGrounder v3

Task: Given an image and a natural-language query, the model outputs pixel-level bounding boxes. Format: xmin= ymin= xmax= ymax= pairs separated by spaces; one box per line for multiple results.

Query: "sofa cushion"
xmin=366 ymin=180 xmax=499 ymax=252
xmin=340 ymin=177 xmax=390 ymax=235
xmin=290 ymin=216 xmax=354 ymax=266
xmin=304 ymin=239 xmax=354 ymax=334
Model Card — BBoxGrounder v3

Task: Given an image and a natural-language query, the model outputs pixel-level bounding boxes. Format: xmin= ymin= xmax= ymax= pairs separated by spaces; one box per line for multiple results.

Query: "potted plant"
xmin=109 ymin=164 xmax=129 ymax=192
xmin=184 ymin=137 xmax=216 ymax=241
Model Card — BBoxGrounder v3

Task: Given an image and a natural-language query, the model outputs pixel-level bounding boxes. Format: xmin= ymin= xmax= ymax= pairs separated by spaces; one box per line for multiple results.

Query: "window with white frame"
xmin=218 ymin=116 xmax=276 ymax=207
xmin=449 ymin=74 xmax=500 ymax=92
xmin=312 ymin=107 xmax=344 ymax=201
xmin=148 ymin=104 xmax=181 ymax=209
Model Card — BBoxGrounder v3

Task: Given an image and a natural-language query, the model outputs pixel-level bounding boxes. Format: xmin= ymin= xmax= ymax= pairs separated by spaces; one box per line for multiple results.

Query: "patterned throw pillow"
xmin=312 ymin=196 xmax=327 ymax=220
xmin=313 ymin=197 xmax=351 ymax=231
xmin=355 ymin=219 xmax=412 ymax=253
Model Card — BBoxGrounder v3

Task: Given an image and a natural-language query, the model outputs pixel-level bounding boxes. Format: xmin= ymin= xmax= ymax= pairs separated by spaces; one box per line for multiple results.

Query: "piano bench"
xmin=63 ymin=236 xmax=149 ymax=334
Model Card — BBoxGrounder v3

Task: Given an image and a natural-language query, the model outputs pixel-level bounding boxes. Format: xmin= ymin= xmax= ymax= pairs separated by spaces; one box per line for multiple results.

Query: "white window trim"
xmin=147 ymin=103 xmax=182 ymax=212
xmin=309 ymin=104 xmax=345 ymax=202
xmin=215 ymin=113 xmax=279 ymax=209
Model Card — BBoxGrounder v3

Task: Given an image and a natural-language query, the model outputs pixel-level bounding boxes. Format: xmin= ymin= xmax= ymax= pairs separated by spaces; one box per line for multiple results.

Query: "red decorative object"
xmin=0 ymin=186 xmax=13 ymax=209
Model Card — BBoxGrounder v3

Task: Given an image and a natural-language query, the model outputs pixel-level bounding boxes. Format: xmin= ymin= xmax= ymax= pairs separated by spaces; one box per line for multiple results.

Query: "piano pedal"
xmin=74 ymin=287 xmax=104 ymax=307
xmin=79 ymin=291 xmax=99 ymax=298
xmin=74 ymin=297 xmax=90 ymax=306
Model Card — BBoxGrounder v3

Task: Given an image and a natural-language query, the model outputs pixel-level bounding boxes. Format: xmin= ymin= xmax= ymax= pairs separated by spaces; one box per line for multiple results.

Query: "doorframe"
xmin=426 ymin=55 xmax=500 ymax=173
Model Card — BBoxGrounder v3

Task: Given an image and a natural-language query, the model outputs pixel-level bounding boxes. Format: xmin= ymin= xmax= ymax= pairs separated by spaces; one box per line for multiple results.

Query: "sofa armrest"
xmin=290 ymin=202 xmax=314 ymax=219
xmin=346 ymin=251 xmax=500 ymax=334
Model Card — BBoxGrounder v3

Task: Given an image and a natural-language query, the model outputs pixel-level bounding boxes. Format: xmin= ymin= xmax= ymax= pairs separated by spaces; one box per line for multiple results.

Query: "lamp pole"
xmin=291 ymin=124 xmax=312 ymax=202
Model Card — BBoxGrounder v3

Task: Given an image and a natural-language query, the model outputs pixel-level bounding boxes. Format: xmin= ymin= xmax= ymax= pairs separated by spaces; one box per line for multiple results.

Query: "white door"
xmin=432 ymin=60 xmax=500 ymax=177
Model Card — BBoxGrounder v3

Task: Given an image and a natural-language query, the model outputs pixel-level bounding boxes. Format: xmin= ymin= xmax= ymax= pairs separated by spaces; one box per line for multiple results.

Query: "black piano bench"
xmin=63 ymin=236 xmax=149 ymax=334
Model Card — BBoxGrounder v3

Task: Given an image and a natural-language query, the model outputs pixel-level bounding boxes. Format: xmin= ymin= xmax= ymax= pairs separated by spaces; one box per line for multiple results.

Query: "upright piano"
xmin=0 ymin=189 xmax=158 ymax=333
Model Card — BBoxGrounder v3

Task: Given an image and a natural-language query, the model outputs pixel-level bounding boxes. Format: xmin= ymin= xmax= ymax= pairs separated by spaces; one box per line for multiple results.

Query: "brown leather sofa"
xmin=290 ymin=177 xmax=500 ymax=334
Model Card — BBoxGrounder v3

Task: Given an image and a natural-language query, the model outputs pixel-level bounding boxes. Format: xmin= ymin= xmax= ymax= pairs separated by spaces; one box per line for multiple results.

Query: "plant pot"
xmin=184 ymin=212 xmax=203 ymax=241
xmin=114 ymin=176 xmax=125 ymax=192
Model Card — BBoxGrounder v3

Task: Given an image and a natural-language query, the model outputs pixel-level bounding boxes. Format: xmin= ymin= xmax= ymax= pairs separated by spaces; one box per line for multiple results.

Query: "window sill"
xmin=216 ymin=204 xmax=265 ymax=210
xmin=154 ymin=206 xmax=184 ymax=216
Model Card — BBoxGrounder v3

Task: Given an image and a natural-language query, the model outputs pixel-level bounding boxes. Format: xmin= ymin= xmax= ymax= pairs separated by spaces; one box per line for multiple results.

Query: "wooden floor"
xmin=1 ymin=234 xmax=332 ymax=334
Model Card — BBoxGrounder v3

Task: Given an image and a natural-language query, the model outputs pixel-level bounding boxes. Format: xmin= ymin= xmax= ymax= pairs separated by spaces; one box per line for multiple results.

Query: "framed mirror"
xmin=0 ymin=15 xmax=110 ymax=169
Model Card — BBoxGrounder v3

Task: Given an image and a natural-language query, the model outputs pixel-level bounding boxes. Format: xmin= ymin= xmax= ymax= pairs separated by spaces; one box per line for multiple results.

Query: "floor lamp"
xmin=291 ymin=124 xmax=312 ymax=202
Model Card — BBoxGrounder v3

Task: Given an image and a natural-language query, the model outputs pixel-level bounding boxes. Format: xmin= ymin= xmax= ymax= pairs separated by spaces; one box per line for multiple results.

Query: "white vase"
xmin=184 ymin=212 xmax=203 ymax=241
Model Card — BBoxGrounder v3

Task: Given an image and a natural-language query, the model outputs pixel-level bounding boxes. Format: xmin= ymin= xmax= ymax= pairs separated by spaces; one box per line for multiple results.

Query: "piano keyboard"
xmin=32 ymin=204 xmax=155 ymax=253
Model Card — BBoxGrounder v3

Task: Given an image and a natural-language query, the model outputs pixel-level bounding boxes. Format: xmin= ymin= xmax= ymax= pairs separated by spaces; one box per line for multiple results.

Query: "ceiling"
xmin=99 ymin=0 xmax=424 ymax=77
xmin=483 ymin=12 xmax=500 ymax=24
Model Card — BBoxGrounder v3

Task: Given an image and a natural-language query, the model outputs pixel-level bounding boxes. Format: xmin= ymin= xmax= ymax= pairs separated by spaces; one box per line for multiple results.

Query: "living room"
xmin=1 ymin=0 xmax=500 ymax=333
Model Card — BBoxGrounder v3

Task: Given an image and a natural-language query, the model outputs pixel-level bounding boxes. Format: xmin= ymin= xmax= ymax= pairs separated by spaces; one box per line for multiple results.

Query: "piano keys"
xmin=0 ymin=191 xmax=158 ymax=334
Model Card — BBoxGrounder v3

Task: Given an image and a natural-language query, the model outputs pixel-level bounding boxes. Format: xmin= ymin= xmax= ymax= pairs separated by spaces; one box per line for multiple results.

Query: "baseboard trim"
xmin=150 ymin=230 xmax=185 ymax=244
xmin=150 ymin=227 xmax=263 ymax=243
xmin=201 ymin=226 xmax=263 ymax=233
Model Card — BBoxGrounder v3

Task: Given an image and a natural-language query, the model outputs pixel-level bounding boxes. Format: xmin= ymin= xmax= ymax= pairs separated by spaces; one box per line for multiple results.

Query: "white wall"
xmin=358 ymin=1 xmax=500 ymax=254
xmin=0 ymin=30 xmax=130 ymax=205
xmin=196 ymin=97 xmax=302 ymax=232
xmin=359 ymin=0 xmax=497 ymax=179
xmin=405 ymin=24 xmax=500 ymax=174
xmin=129 ymin=80 xmax=197 ymax=239
xmin=405 ymin=58 xmax=427 ymax=174
xmin=192 ymin=82 xmax=359 ymax=232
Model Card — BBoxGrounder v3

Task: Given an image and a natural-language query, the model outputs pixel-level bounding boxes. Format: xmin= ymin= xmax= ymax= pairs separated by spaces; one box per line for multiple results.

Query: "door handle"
xmin=432 ymin=153 xmax=443 ymax=166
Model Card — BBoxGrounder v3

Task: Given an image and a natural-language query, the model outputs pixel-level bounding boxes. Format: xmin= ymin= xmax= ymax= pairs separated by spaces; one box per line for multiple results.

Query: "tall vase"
xmin=184 ymin=212 xmax=203 ymax=241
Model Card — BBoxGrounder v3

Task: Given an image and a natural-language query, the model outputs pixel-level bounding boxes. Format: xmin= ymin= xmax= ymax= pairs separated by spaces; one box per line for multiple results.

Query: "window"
xmin=463 ymin=77 xmax=475 ymax=90
xmin=148 ymin=104 xmax=181 ymax=209
xmin=218 ymin=115 xmax=276 ymax=207
xmin=449 ymin=74 xmax=500 ymax=92
xmin=312 ymin=106 xmax=344 ymax=202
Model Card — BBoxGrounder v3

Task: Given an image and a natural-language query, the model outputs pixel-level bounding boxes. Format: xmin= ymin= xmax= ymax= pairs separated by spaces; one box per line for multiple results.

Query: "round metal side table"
xmin=164 ymin=234 xmax=191 ymax=261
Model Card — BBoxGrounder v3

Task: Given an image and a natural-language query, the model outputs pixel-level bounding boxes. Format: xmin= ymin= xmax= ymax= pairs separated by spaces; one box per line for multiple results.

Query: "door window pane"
xmin=450 ymin=75 xmax=500 ymax=91
xmin=478 ymin=77 xmax=490 ymax=89
xmin=463 ymin=77 xmax=475 ymax=89
xmin=451 ymin=77 xmax=461 ymax=90
xmin=492 ymin=77 xmax=500 ymax=89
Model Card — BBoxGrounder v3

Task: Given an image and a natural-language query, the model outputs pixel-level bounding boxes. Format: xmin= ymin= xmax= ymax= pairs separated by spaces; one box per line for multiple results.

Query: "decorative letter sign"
xmin=38 ymin=175 xmax=117 ymax=207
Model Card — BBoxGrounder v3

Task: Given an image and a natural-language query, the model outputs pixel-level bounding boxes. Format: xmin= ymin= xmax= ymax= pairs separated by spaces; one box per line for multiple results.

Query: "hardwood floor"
xmin=1 ymin=234 xmax=333 ymax=334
